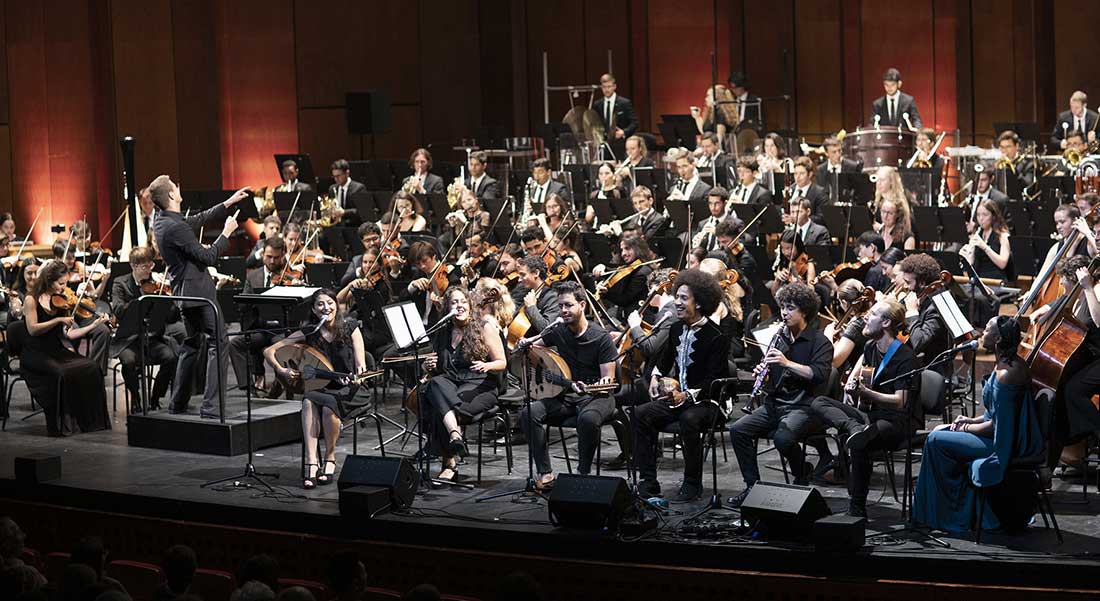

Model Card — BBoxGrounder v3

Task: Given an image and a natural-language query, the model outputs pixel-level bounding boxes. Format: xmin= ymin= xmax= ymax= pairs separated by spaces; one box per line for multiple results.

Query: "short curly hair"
xmin=673 ymin=269 xmax=724 ymax=317
xmin=897 ymin=253 xmax=942 ymax=287
xmin=775 ymin=281 xmax=819 ymax=318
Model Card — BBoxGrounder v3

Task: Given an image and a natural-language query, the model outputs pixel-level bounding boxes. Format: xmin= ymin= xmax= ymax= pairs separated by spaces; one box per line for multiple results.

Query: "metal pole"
xmin=543 ymin=52 xmax=550 ymax=124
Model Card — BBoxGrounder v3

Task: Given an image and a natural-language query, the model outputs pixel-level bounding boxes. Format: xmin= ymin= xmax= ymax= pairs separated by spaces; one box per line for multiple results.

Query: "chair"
xmin=753 ymin=367 xmax=839 ymax=483
xmin=107 ymin=559 xmax=164 ymax=601
xmin=548 ymin=412 xmax=626 ymax=477
xmin=457 ymin=353 xmax=515 ymax=484
xmin=191 ymin=568 xmax=236 ymax=601
xmin=887 ymin=368 xmax=947 ymax=520
xmin=656 ymin=379 xmax=738 ymax=496
xmin=19 ymin=547 xmax=43 ymax=572
xmin=277 ymin=577 xmax=328 ymax=600
xmin=364 ymin=587 xmax=403 ymax=600
xmin=973 ymin=388 xmax=1062 ymax=544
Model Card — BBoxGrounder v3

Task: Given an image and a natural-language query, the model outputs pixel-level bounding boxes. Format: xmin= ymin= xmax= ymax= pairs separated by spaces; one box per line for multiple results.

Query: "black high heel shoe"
xmin=303 ymin=463 xmax=319 ymax=490
xmin=447 ymin=434 xmax=468 ymax=459
xmin=317 ymin=460 xmax=337 ymax=485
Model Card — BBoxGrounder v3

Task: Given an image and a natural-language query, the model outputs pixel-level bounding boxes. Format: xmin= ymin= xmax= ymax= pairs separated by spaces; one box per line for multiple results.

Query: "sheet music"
xmin=931 ymin=291 xmax=975 ymax=340
xmin=383 ymin=302 xmax=426 ymax=350
xmin=261 ymin=286 xmax=320 ymax=299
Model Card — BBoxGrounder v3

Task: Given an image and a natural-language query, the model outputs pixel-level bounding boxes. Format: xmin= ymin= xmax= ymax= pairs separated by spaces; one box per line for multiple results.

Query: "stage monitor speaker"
xmin=337 ymin=456 xmax=417 ymax=513
xmin=14 ymin=454 xmax=61 ymax=483
xmin=547 ymin=474 xmax=630 ymax=530
xmin=739 ymin=481 xmax=830 ymax=539
xmin=346 ymin=91 xmax=392 ymax=135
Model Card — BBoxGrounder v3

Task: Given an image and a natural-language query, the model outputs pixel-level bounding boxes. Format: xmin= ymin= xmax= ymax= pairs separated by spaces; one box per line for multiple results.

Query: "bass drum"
xmin=1077 ymin=155 xmax=1100 ymax=179
xmin=731 ymin=121 xmax=761 ymax=157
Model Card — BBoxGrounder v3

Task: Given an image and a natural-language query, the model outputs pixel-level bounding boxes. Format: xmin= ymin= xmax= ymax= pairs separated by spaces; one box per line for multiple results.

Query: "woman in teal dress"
xmin=913 ymin=315 xmax=1042 ymax=533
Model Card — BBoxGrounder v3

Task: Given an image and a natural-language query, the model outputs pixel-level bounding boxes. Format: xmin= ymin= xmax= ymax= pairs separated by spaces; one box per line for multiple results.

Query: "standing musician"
xmin=327 ymin=159 xmax=366 ymax=225
xmin=529 ymin=158 xmax=571 ymax=206
xmin=690 ymin=84 xmax=738 ymax=144
xmin=420 ymin=286 xmax=507 ymax=483
xmin=767 ymin=229 xmax=817 ymax=296
xmin=518 ymin=280 xmax=618 ymax=490
xmin=995 ymin=130 xmax=1035 ymax=192
xmin=246 ymin=215 xmax=282 ymax=270
xmin=895 ymin=253 xmax=951 ymax=374
xmin=728 ymin=281 xmax=833 ymax=506
xmin=1051 ymin=90 xmax=1099 ymax=148
xmin=727 ymin=72 xmax=761 ymax=124
xmin=596 ymin=73 xmax=639 ymax=141
xmin=278 ymin=159 xmax=313 ymax=192
xmin=110 ymin=246 xmax=179 ymax=411
xmin=668 ymin=153 xmax=712 ymax=202
xmin=516 ymin=255 xmax=560 ymax=334
xmin=404 ymin=241 xmax=462 ymax=324
xmin=787 ymin=156 xmax=829 ymax=224
xmin=230 ymin=237 xmax=290 ymax=393
xmin=264 ymin=289 xmax=369 ymax=489
xmin=964 ymin=166 xmax=1008 ymax=223
xmin=465 ymin=151 xmax=500 ymax=201
xmin=594 ymin=235 xmax=656 ymax=316
xmin=147 ymin=176 xmax=246 ymax=417
xmin=633 ymin=269 xmax=730 ymax=502
xmin=696 ymin=132 xmax=733 ymax=188
xmin=336 ymin=245 xmax=393 ymax=365
xmin=730 ymin=156 xmax=774 ymax=205
xmin=870 ymin=68 xmax=922 ymax=129
xmin=402 ymin=148 xmax=445 ymax=195
xmin=809 ymin=297 xmax=918 ymax=518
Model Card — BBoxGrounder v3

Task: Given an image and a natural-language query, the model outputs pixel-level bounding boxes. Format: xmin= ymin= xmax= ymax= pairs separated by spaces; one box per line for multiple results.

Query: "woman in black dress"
xmin=22 ymin=259 xmax=111 ymax=436
xmin=264 ymin=288 xmax=369 ymax=488
xmin=421 ymin=286 xmax=507 ymax=482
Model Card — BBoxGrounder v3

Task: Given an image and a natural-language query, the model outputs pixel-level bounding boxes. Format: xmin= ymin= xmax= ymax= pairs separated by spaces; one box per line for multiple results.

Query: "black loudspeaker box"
xmin=337 ymin=456 xmax=417 ymax=513
xmin=547 ymin=474 xmax=630 ymax=530
xmin=14 ymin=454 xmax=61 ymax=483
xmin=813 ymin=514 xmax=866 ymax=552
xmin=740 ymin=481 xmax=831 ymax=539
xmin=346 ymin=91 xmax=392 ymax=135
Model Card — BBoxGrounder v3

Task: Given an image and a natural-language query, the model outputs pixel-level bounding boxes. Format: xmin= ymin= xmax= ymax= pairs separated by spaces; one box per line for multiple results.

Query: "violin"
xmin=140 ymin=274 xmax=172 ymax=296
xmin=429 ymin=264 xmax=453 ymax=296
xmin=776 ymin=252 xmax=811 ymax=280
xmin=596 ymin=258 xmax=662 ymax=299
xmin=271 ymin=263 xmax=306 ymax=286
xmin=50 ymin=287 xmax=98 ymax=320
xmin=812 ymin=256 xmax=872 ymax=285
xmin=1 ymin=253 xmax=34 ymax=271
xmin=916 ymin=270 xmax=952 ymax=301
xmin=498 ymin=271 xmax=519 ymax=288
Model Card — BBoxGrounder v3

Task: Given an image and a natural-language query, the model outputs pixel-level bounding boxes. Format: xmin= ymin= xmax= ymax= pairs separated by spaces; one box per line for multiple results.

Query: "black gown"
xmin=422 ymin=323 xmax=499 ymax=455
xmin=301 ymin=327 xmax=362 ymax=418
xmin=23 ymin=302 xmax=109 ymax=436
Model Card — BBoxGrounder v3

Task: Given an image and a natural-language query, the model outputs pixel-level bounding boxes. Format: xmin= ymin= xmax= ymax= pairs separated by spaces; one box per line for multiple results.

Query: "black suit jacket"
xmin=799 ymin=221 xmax=832 ymax=246
xmin=1051 ymin=109 xmax=1100 ymax=145
xmin=525 ymin=286 xmax=560 ymax=334
xmin=870 ymin=92 xmax=922 ymax=128
xmin=328 ymin=179 xmax=367 ymax=207
xmin=792 ymin=183 xmax=830 ymax=222
xmin=815 ymin=158 xmax=862 ymax=183
xmin=906 ymin=296 xmax=950 ymax=376
xmin=966 ymin=187 xmax=1009 ymax=221
xmin=466 ymin=175 xmax=500 ymax=201
xmin=152 ymin=204 xmax=230 ymax=305
xmin=403 ymin=173 xmax=445 ymax=195
xmin=625 ymin=210 xmax=669 ymax=242
xmin=654 ymin=320 xmax=729 ymax=402
xmin=545 ymin=179 xmax=572 ymax=205
xmin=597 ymin=95 xmax=639 ymax=138
xmin=683 ymin=179 xmax=713 ymax=203
xmin=742 ymin=183 xmax=775 ymax=205
xmin=109 ymin=275 xmax=179 ymax=357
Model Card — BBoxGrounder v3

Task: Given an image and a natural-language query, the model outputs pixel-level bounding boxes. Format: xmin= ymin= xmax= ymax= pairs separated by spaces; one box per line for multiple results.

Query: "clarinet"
xmin=750 ymin=323 xmax=789 ymax=400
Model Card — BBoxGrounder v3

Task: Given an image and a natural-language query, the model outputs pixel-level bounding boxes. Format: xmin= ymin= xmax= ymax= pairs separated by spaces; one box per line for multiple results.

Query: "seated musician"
xmin=822 ymin=279 xmax=870 ymax=371
xmin=756 ymin=133 xmax=793 ymax=188
xmin=633 ymin=269 xmax=730 ymax=502
xmin=996 ymin=130 xmax=1034 ymax=191
xmin=529 ymin=157 xmax=571 ymax=205
xmin=730 ymin=156 xmax=773 ymax=205
xmin=67 ymin=220 xmax=93 ymax=256
xmin=696 ymin=132 xmax=732 ymax=187
xmin=456 ymin=231 xmax=497 ymax=280
xmin=789 ymin=156 xmax=829 ymax=225
xmin=7 ymin=258 xmax=40 ymax=323
xmin=337 ymin=245 xmax=393 ymax=365
xmin=858 ymin=232 xmax=891 ymax=292
xmin=549 ymin=228 xmax=584 ymax=274
xmin=229 ymin=236 xmax=289 ymax=392
xmin=246 ymin=215 xmax=282 ymax=270
xmin=619 ymin=135 xmax=656 ymax=186
xmin=23 ymin=259 xmax=112 ymax=435
xmin=767 ymin=229 xmax=817 ymax=297
xmin=466 ymin=150 xmax=500 ymax=201
xmin=870 ymin=68 xmax=922 ymax=129
xmin=520 ymin=227 xmax=548 ymax=258
xmin=110 ymin=246 xmax=179 ymax=411
xmin=530 ymin=193 xmax=569 ymax=242
xmin=915 ymin=315 xmax=1040 ymax=533
xmin=816 ymin=136 xmax=862 ymax=181
xmin=53 ymin=240 xmax=107 ymax=301
xmin=584 ymin=162 xmax=626 ymax=231
xmin=282 ymin=222 xmax=305 ymax=261
xmin=1058 ymin=130 xmax=1094 ymax=177
xmin=1024 ymin=206 xmax=1093 ymax=308
xmin=517 ymin=255 xmax=561 ymax=334
xmin=964 ymin=166 xmax=1008 ymax=222
xmin=421 ymin=286 xmax=507 ymax=483
xmin=670 ymin=154 xmax=711 ymax=203
xmin=791 ymin=199 xmax=832 ymax=246
xmin=691 ymin=187 xmax=729 ymax=252
xmin=444 ymin=190 xmax=490 ymax=252
xmin=875 ymin=196 xmax=916 ymax=251
xmin=0 ymin=234 xmax=15 ymax=321
xmin=728 ymin=281 xmax=833 ymax=505
xmin=339 ymin=222 xmax=382 ymax=287
xmin=376 ymin=214 xmax=412 ymax=280
xmin=0 ymin=212 xmax=17 ymax=241
xmin=401 ymin=147 xmax=445 ymax=195
xmin=518 ymin=281 xmax=618 ymax=489
xmin=913 ymin=128 xmax=944 ymax=172
xmin=621 ymin=185 xmax=667 ymax=243
xmin=962 ymin=199 xmax=1011 ymax=281
xmin=713 ymin=217 xmax=757 ymax=282
xmin=278 ymin=159 xmax=313 ymax=192
xmin=404 ymin=241 xmax=462 ymax=323
xmin=690 ymin=84 xmax=737 ymax=143
xmin=896 ymin=254 xmax=951 ymax=374
xmin=388 ymin=190 xmax=429 ymax=233
xmin=1075 ymin=192 xmax=1100 ymax=243
xmin=264 ymin=288 xmax=369 ymax=489
xmin=50 ymin=241 xmax=110 ymax=375
xmin=810 ymin=298 xmax=919 ymax=517
xmin=594 ymin=235 xmax=656 ymax=316
xmin=495 ymin=243 xmax=524 ymax=306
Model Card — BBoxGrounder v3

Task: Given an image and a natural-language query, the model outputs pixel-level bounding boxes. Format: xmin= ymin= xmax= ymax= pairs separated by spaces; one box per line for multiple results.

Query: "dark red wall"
xmin=0 ymin=0 xmax=1081 ymax=243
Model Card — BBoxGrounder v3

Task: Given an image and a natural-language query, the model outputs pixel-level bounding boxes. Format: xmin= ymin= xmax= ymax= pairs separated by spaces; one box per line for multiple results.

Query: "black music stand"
xmin=273 ymin=191 xmax=318 ymax=222
xmin=837 ymin=173 xmax=874 ymax=207
xmin=126 ymin=298 xmax=173 ymax=414
xmin=587 ymin=197 xmax=615 ymax=227
xmin=1039 ymin=176 xmax=1074 ymax=203
xmin=993 ymin=122 xmax=1041 ymax=145
xmin=659 ymin=114 xmax=700 ymax=150
xmin=420 ymin=193 xmax=451 ymax=225
xmin=580 ymin=232 xmax=616 ymax=271
xmin=274 ymin=153 xmax=316 ymax=186
xmin=729 ymin=204 xmax=784 ymax=236
xmin=347 ymin=190 xmax=376 ymax=223
xmin=652 ymin=237 xmax=684 ymax=269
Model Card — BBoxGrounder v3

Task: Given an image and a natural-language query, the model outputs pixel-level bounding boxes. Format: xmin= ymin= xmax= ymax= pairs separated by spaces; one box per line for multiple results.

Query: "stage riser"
xmin=127 ymin=412 xmax=302 ymax=456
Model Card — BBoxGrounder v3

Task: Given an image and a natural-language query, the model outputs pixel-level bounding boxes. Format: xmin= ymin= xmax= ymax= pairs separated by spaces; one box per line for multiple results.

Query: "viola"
xmin=271 ymin=263 xmax=306 ymax=286
xmin=498 ymin=271 xmax=519 ymax=288
xmin=140 ymin=276 xmax=172 ymax=296
xmin=812 ymin=256 xmax=872 ymax=285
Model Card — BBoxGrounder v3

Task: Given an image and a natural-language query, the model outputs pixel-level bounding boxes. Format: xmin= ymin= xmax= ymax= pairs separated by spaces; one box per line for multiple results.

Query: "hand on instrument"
xmin=762 ymin=347 xmax=789 ymax=368
xmin=647 ymin=376 xmax=660 ymax=400
xmin=1074 ymin=218 xmax=1093 ymax=239
xmin=776 ymin=269 xmax=791 ymax=283
xmin=423 ymin=355 xmax=438 ymax=372
xmin=524 ymin=290 xmax=538 ymax=308
xmin=1061 ymin=138 xmax=1069 ymax=150
xmin=596 ymin=283 xmax=608 ymax=296
xmin=1090 ymin=131 xmax=1097 ymax=144
xmin=470 ymin=361 xmax=491 ymax=373
xmin=410 ymin=277 xmax=431 ymax=292
xmin=969 ymin=234 xmax=987 ymax=251
xmin=226 ymin=187 xmax=251 ymax=207
xmin=277 ymin=366 xmax=300 ymax=382
xmin=592 ymin=264 xmax=607 ymax=277
xmin=1077 ymin=266 xmax=1094 ymax=289
xmin=626 ymin=310 xmax=643 ymax=329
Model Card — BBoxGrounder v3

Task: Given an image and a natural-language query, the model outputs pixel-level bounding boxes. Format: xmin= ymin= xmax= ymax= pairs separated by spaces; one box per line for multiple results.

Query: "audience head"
xmin=276 ymin=586 xmax=316 ymax=601
xmin=0 ymin=517 xmax=26 ymax=563
xmin=232 ymin=580 xmax=276 ymax=601
xmin=403 ymin=584 xmax=441 ymax=601
xmin=162 ymin=544 xmax=197 ymax=595
xmin=326 ymin=551 xmax=367 ymax=599
xmin=494 ymin=571 xmax=544 ymax=601
xmin=237 ymin=554 xmax=280 ymax=592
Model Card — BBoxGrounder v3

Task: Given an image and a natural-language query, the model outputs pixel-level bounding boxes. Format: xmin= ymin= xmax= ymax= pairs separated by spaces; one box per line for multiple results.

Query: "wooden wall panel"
xmin=0 ymin=0 xmax=8 ymax=125
xmin=419 ymin=0 xmax=481 ymax=159
xmin=5 ymin=1 xmax=50 ymax=236
xmin=860 ymin=2 xmax=935 ymax=129
xmin=294 ymin=0 xmax=368 ymax=109
xmin=172 ymin=0 xmax=221 ymax=190
xmin=525 ymin=0 xmax=585 ymax=133
xmin=744 ymin=0 xmax=793 ymax=133
xmin=215 ymin=0 xmax=298 ymax=189
xmin=362 ymin=0 xmax=420 ymax=106
xmin=1053 ymin=2 xmax=1100 ymax=136
xmin=478 ymin=0 xmax=516 ymax=135
xmin=298 ymin=108 xmax=357 ymax=176
xmin=794 ymin=0 xmax=844 ymax=139
xmin=371 ymin=105 xmax=422 ymax=162
xmin=970 ymin=0 xmax=1018 ymax=143
xmin=0 ymin=126 xmax=12 ymax=213
xmin=930 ymin=0 xmax=957 ymax=132
xmin=112 ymin=0 xmax=180 ymax=185
xmin=583 ymin=0 xmax=631 ymax=90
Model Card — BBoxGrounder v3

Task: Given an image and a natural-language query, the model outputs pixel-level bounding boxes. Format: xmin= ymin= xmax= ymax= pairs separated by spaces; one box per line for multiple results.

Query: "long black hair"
xmin=305 ymin=288 xmax=356 ymax=344
xmin=993 ymin=315 xmax=1021 ymax=365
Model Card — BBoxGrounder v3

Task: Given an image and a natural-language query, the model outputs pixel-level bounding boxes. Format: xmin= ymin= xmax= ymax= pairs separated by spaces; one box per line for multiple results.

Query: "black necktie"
xmin=678 ymin=180 xmax=687 ymax=193
xmin=265 ymin=273 xmax=271 ymax=287
xmin=889 ymin=98 xmax=895 ymax=123
xmin=339 ymin=187 xmax=345 ymax=207
xmin=606 ymin=99 xmax=613 ymax=128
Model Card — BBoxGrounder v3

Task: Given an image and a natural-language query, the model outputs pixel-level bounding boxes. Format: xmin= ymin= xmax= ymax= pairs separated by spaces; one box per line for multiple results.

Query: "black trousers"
xmin=171 ymin=304 xmax=229 ymax=414
xmin=1050 ymin=356 xmax=1100 ymax=465
xmin=634 ymin=399 xmax=722 ymax=487
xmin=520 ymin=393 xmax=615 ymax=475
xmin=809 ymin=396 xmax=908 ymax=504
xmin=118 ymin=339 xmax=178 ymax=406
xmin=228 ymin=330 xmax=276 ymax=388
xmin=729 ymin=401 xmax=825 ymax=486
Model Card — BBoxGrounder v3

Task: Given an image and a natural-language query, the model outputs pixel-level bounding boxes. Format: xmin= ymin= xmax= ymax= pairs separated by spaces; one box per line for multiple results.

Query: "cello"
xmin=1026 ymin=256 xmax=1100 ymax=392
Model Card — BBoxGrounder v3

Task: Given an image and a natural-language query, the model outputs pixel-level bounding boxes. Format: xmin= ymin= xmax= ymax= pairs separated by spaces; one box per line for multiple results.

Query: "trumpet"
xmin=994 ymin=154 xmax=1021 ymax=173
xmin=666 ymin=177 xmax=687 ymax=201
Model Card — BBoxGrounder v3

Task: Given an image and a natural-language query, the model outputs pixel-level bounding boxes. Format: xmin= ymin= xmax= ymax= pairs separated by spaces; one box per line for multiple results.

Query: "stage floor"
xmin=2 ymin=373 xmax=1099 ymax=590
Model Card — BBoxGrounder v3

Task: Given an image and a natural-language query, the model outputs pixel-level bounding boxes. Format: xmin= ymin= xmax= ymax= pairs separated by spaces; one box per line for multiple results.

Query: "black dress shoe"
xmin=793 ymin=461 xmax=814 ymax=486
xmin=603 ymin=453 xmax=629 ymax=470
xmin=670 ymin=483 xmax=702 ymax=503
xmin=637 ymin=479 xmax=661 ymax=498
xmin=727 ymin=487 xmax=752 ymax=508
xmin=169 ymin=406 xmax=189 ymax=415
xmin=848 ymin=499 xmax=868 ymax=518
xmin=846 ymin=424 xmax=876 ymax=452
xmin=812 ymin=457 xmax=839 ymax=482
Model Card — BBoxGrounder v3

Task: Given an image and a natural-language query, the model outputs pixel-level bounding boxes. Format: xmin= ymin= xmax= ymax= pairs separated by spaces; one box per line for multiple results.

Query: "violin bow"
xmin=361 ymin=200 xmax=404 ymax=280
xmin=86 ymin=210 xmax=127 ymax=282
xmin=431 ymin=220 xmax=469 ymax=282
xmin=680 ymin=204 xmax=693 ymax=269
xmin=489 ymin=225 xmax=520 ymax=279
xmin=11 ymin=208 xmax=43 ymax=263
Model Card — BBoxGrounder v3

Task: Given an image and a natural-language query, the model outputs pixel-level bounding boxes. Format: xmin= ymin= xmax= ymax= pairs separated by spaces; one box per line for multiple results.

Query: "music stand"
xmin=821 ymin=206 xmax=874 ymax=243
xmin=899 ymin=168 xmax=935 ymax=206
xmin=729 ymin=204 xmax=783 ymax=236
xmin=1039 ymin=176 xmax=1074 ymax=203
xmin=421 ymin=193 xmax=451 ymax=224
xmin=652 ymin=237 xmax=683 ymax=269
xmin=273 ymin=191 xmax=318 ymax=223
xmin=609 ymin=195 xmax=634 ymax=221
xmin=659 ymin=114 xmax=700 ymax=150
xmin=126 ymin=298 xmax=173 ymax=414
xmin=993 ymin=122 xmax=1041 ymax=145
xmin=349 ymin=190 xmax=377 ymax=222
xmin=580 ymin=232 xmax=615 ymax=270
xmin=587 ymin=198 xmax=615 ymax=226
xmin=837 ymin=173 xmax=874 ymax=207
xmin=274 ymin=154 xmax=316 ymax=186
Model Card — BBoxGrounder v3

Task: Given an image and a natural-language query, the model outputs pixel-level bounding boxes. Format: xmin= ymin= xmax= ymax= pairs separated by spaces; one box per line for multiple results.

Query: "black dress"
xmin=301 ymin=327 xmax=362 ymax=418
xmin=422 ymin=323 xmax=499 ymax=455
xmin=23 ymin=302 xmax=109 ymax=436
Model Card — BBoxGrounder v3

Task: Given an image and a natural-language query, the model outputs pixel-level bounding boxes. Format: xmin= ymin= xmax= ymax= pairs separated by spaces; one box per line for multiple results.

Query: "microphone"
xmin=432 ymin=309 xmax=458 ymax=327
xmin=305 ymin=312 xmax=334 ymax=335
xmin=947 ymin=339 xmax=979 ymax=354
xmin=516 ymin=317 xmax=563 ymax=350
